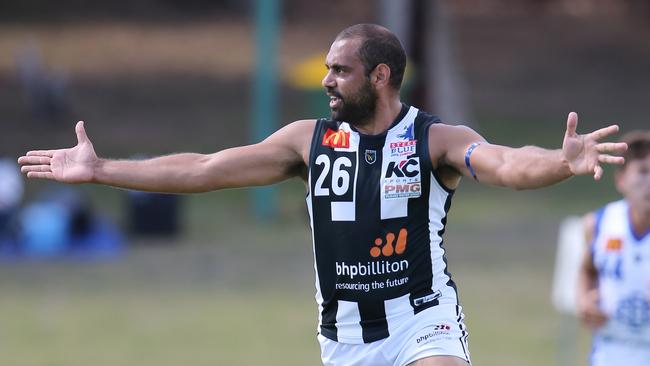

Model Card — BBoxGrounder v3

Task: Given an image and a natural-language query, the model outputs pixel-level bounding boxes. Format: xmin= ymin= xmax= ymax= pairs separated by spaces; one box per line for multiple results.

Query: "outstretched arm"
xmin=18 ymin=120 xmax=315 ymax=193
xmin=435 ymin=112 xmax=627 ymax=189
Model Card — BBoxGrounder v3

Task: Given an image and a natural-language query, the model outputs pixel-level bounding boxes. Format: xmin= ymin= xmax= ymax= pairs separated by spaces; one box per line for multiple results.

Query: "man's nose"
xmin=322 ymin=71 xmax=335 ymax=88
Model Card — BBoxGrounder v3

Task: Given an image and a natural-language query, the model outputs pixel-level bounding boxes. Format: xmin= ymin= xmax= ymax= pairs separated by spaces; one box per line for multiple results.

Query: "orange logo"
xmin=322 ymin=128 xmax=350 ymax=149
xmin=370 ymin=229 xmax=408 ymax=258
xmin=606 ymin=238 xmax=623 ymax=252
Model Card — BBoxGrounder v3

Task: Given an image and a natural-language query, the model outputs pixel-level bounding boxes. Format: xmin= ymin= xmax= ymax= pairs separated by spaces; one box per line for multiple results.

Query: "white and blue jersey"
xmin=590 ymin=200 xmax=650 ymax=353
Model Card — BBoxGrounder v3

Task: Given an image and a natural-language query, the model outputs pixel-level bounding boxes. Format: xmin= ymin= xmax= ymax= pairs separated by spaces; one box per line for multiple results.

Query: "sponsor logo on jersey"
xmin=615 ymin=294 xmax=650 ymax=330
xmin=365 ymin=149 xmax=377 ymax=164
xmin=385 ymin=158 xmax=419 ymax=178
xmin=370 ymin=228 xmax=408 ymax=258
xmin=398 ymin=123 xmax=415 ymax=140
xmin=415 ymin=324 xmax=452 ymax=344
xmin=389 ymin=140 xmax=417 ymax=157
xmin=389 ymin=123 xmax=416 ymax=157
xmin=383 ymin=157 xmax=421 ymax=199
xmin=606 ymin=238 xmax=623 ymax=252
xmin=433 ymin=324 xmax=451 ymax=331
xmin=335 ymin=260 xmax=409 ymax=280
xmin=413 ymin=291 xmax=442 ymax=306
xmin=333 ymin=228 xmax=410 ymax=282
xmin=322 ymin=128 xmax=350 ymax=149
xmin=384 ymin=182 xmax=421 ymax=199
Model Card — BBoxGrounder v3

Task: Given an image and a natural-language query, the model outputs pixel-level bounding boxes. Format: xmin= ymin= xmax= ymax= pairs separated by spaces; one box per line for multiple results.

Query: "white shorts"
xmin=318 ymin=304 xmax=471 ymax=366
xmin=590 ymin=336 xmax=650 ymax=366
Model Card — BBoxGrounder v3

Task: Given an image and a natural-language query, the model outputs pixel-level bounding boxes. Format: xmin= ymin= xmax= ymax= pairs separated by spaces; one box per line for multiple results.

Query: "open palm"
xmin=562 ymin=112 xmax=627 ymax=180
xmin=18 ymin=121 xmax=98 ymax=184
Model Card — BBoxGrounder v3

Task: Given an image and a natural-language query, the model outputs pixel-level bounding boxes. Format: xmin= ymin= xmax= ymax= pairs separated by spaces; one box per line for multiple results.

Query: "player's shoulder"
xmin=310 ymin=116 xmax=347 ymax=131
xmin=286 ymin=118 xmax=318 ymax=130
xmin=581 ymin=200 xmax=623 ymax=242
xmin=427 ymin=121 xmax=478 ymax=144
xmin=582 ymin=212 xmax=597 ymax=234
xmin=414 ymin=109 xmax=442 ymax=125
xmin=584 ymin=200 xmax=626 ymax=224
xmin=276 ymin=119 xmax=318 ymax=138
xmin=412 ymin=106 xmax=477 ymax=138
xmin=267 ymin=119 xmax=317 ymax=150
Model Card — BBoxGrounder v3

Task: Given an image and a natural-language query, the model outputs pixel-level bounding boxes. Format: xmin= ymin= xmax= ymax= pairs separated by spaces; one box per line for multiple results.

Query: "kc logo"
xmin=385 ymin=158 xmax=419 ymax=178
xmin=370 ymin=228 xmax=408 ymax=258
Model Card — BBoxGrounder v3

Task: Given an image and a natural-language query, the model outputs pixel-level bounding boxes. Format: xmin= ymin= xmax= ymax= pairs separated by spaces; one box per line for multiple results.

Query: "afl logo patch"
xmin=365 ymin=149 xmax=377 ymax=164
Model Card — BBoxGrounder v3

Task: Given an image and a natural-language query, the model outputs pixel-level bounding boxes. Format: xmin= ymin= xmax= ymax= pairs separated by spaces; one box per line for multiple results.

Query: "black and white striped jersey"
xmin=306 ymin=104 xmax=459 ymax=344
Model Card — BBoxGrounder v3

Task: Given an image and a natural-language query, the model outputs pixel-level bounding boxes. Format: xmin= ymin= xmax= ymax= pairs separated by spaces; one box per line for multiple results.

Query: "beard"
xmin=328 ymin=79 xmax=378 ymax=127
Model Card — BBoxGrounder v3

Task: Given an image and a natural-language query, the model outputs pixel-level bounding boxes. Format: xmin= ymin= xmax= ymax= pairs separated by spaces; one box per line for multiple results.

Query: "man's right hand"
xmin=577 ymin=288 xmax=609 ymax=330
xmin=18 ymin=121 xmax=98 ymax=184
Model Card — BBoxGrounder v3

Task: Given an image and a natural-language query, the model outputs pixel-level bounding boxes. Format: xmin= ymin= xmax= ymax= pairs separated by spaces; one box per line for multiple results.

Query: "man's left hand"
xmin=562 ymin=112 xmax=628 ymax=180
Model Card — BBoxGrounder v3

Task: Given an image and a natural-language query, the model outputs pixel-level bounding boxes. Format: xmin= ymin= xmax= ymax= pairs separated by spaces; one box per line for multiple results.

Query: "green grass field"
xmin=1 ymin=181 xmax=602 ymax=365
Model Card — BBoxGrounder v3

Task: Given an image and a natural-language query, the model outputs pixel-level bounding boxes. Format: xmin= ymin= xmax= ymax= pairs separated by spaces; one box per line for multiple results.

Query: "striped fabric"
xmin=306 ymin=105 xmax=461 ymax=344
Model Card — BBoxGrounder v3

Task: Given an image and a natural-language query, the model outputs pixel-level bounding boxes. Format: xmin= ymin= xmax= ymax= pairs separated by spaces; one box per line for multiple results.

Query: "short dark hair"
xmin=620 ymin=130 xmax=650 ymax=169
xmin=335 ymin=24 xmax=406 ymax=90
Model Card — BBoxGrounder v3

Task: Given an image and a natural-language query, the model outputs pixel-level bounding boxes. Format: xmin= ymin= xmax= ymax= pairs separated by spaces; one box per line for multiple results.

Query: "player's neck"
xmin=354 ymin=97 xmax=403 ymax=135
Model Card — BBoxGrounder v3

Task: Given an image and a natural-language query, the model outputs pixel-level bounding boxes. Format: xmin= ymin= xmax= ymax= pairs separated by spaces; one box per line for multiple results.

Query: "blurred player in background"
xmin=577 ymin=131 xmax=650 ymax=366
xmin=0 ymin=156 xmax=23 ymax=240
xmin=19 ymin=24 xmax=628 ymax=366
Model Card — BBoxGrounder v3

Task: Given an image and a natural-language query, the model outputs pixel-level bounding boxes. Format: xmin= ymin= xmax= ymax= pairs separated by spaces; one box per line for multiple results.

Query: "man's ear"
xmin=371 ymin=63 xmax=391 ymax=88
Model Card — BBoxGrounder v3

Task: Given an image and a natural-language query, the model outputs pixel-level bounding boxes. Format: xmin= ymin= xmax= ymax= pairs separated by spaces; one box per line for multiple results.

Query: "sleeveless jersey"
xmin=591 ymin=200 xmax=650 ymax=343
xmin=306 ymin=105 xmax=460 ymax=344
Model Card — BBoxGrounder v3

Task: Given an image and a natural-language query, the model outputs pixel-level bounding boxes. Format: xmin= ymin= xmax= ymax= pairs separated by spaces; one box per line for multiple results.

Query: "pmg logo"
xmin=385 ymin=158 xmax=419 ymax=178
xmin=370 ymin=228 xmax=408 ymax=258
xmin=322 ymin=128 xmax=350 ymax=149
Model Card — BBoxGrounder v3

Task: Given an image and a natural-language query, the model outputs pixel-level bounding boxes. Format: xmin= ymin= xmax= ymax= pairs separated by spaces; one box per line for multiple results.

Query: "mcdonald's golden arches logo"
xmin=322 ymin=128 xmax=350 ymax=149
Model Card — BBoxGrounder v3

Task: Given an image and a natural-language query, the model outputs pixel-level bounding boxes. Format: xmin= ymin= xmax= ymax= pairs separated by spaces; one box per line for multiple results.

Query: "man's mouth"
xmin=329 ymin=95 xmax=342 ymax=109
xmin=327 ymin=90 xmax=343 ymax=109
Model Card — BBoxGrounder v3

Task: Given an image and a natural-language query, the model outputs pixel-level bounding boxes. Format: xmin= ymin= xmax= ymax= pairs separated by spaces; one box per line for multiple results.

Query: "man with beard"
xmin=18 ymin=24 xmax=627 ymax=366
xmin=577 ymin=131 xmax=650 ymax=366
